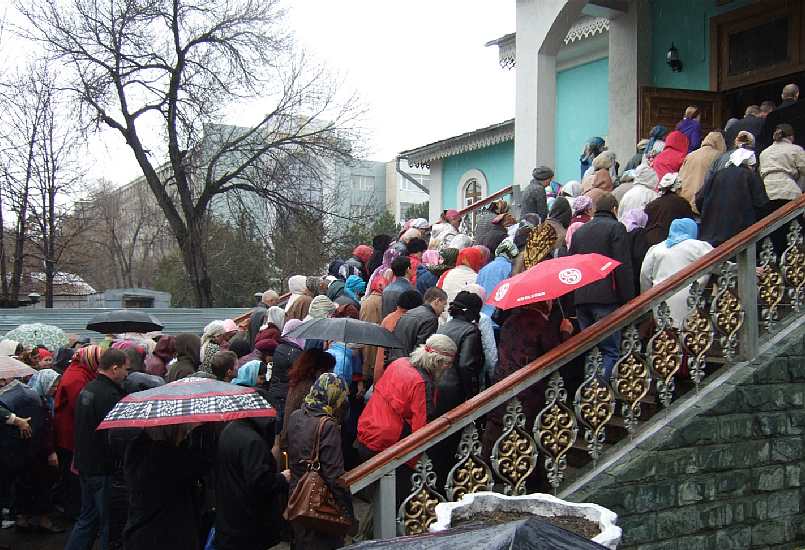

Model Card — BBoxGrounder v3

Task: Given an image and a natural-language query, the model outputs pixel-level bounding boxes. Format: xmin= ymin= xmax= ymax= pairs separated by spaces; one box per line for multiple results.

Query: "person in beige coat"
xmin=759 ymin=123 xmax=805 ymax=253
xmin=678 ymin=131 xmax=727 ymax=214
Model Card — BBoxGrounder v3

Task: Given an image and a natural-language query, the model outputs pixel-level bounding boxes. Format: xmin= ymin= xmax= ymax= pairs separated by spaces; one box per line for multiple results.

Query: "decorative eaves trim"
xmin=486 ymin=17 xmax=610 ymax=70
xmin=400 ymin=119 xmax=514 ymax=168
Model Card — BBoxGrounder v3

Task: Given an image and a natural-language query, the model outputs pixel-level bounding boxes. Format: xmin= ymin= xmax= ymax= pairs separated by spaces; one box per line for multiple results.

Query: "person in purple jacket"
xmin=676 ymin=105 xmax=702 ymax=153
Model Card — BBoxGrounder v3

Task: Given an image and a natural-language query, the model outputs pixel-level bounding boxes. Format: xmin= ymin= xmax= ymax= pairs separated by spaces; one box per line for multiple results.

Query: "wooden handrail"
xmin=343 ymin=193 xmax=805 ymax=489
xmin=432 ymin=185 xmax=514 ymax=225
xmin=232 ymin=292 xmax=291 ymax=328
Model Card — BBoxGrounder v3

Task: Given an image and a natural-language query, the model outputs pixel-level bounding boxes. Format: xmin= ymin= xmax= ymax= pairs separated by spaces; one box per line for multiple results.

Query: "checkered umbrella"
xmin=97 ymin=377 xmax=275 ymax=430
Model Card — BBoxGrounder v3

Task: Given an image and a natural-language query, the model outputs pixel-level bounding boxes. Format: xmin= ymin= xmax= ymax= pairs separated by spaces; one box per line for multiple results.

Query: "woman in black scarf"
xmin=366 ymin=234 xmax=392 ymax=275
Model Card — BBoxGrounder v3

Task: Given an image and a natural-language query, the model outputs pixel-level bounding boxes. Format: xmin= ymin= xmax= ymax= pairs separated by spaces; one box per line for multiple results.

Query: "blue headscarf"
xmin=29 ymin=368 xmax=60 ymax=412
xmin=231 ymin=360 xmax=262 ymax=387
xmin=645 ymin=125 xmax=669 ymax=159
xmin=666 ymin=218 xmax=698 ymax=248
xmin=344 ymin=275 xmax=366 ymax=301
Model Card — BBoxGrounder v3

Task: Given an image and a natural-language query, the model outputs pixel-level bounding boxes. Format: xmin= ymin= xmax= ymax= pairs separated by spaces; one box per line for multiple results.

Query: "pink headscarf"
xmin=422 ymin=249 xmax=442 ymax=267
xmin=565 ymin=222 xmax=585 ymax=249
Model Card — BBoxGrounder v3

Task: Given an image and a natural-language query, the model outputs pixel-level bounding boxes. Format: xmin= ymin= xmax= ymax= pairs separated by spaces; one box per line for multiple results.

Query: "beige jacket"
xmin=678 ymin=132 xmax=726 ymax=214
xmin=759 ymin=141 xmax=805 ymax=201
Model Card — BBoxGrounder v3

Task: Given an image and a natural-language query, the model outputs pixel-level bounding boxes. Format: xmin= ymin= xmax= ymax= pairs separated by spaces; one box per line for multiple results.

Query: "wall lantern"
xmin=666 ymin=42 xmax=683 ymax=72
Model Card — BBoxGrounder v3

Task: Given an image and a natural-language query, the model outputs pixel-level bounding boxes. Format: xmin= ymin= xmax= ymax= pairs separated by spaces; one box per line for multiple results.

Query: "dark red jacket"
xmin=53 ymin=362 xmax=96 ymax=451
xmin=357 ymin=358 xmax=435 ymax=457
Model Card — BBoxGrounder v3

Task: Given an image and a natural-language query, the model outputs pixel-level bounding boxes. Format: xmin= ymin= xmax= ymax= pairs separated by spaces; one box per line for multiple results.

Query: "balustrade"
xmin=344 ymin=198 xmax=805 ymax=539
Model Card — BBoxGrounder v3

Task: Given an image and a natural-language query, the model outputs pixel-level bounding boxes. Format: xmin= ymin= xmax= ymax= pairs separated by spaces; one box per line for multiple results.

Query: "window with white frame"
xmin=400 ymin=174 xmax=431 ymax=192
xmin=351 ymin=174 xmax=375 ymax=192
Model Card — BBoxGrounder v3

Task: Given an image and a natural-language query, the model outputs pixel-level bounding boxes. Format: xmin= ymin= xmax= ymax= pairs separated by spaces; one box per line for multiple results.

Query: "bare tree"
xmin=0 ymin=64 xmax=51 ymax=306
xmin=19 ymin=0 xmax=364 ymax=306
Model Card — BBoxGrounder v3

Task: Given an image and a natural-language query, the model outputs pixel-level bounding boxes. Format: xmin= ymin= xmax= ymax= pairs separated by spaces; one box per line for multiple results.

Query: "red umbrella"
xmin=487 ymin=253 xmax=621 ymax=310
xmin=97 ymin=377 xmax=275 ymax=430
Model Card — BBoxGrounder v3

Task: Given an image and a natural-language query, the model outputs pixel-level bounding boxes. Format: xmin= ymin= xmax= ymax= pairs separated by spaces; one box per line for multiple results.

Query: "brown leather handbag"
xmin=283 ymin=416 xmax=352 ymax=536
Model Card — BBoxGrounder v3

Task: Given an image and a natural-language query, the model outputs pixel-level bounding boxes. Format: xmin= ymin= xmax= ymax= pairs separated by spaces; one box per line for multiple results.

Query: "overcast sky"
xmin=5 ymin=1 xmax=516 ymax=186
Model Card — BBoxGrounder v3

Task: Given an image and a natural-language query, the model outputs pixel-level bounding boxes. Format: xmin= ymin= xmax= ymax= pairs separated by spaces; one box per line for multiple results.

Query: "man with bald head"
xmin=248 ymin=289 xmax=279 ymax=346
xmin=759 ymin=83 xmax=804 ymax=151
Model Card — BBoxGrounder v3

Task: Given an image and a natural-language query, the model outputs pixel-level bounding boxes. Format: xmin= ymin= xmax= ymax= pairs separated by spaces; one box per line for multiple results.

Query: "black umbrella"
xmin=86 ymin=310 xmax=164 ymax=334
xmin=343 ymin=518 xmax=607 ymax=550
xmin=285 ymin=318 xmax=403 ymax=348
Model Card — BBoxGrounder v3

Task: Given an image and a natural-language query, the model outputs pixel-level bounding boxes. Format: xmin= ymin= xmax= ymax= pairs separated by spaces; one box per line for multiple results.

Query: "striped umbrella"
xmin=97 ymin=377 xmax=275 ymax=430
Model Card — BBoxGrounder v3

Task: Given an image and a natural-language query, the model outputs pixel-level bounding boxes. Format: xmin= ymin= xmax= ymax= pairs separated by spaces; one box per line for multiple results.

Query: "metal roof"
xmin=0 ymin=308 xmax=251 ymax=342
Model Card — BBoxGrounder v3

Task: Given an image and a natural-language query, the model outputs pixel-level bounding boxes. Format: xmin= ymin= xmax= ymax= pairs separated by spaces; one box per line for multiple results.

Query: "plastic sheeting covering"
xmin=344 ymin=518 xmax=607 ymax=550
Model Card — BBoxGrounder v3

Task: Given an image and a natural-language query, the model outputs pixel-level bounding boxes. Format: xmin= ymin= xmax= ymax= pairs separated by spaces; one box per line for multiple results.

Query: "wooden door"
xmin=639 ymin=87 xmax=724 ymax=140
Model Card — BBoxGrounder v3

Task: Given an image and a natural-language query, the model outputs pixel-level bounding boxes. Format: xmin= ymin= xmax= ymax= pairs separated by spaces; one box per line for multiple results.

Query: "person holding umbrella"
xmin=568 ymin=192 xmax=636 ymax=377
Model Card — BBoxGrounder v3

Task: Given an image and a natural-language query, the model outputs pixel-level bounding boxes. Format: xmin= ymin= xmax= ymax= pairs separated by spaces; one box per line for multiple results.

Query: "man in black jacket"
xmin=389 ymin=287 xmax=448 ymax=363
xmin=64 ymin=349 xmax=128 ymax=550
xmin=214 ymin=418 xmax=290 ymax=550
xmin=568 ymin=193 xmax=635 ymax=378
xmin=758 ymin=84 xmax=805 ymax=151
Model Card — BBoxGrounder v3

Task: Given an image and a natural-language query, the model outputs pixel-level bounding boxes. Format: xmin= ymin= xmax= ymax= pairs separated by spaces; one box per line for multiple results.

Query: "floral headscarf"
xmin=303 ymin=372 xmax=349 ymax=417
xmin=367 ymin=246 xmax=402 ymax=290
xmin=422 ymin=249 xmax=442 ymax=267
xmin=30 ymin=368 xmax=60 ymax=399
xmin=495 ymin=238 xmax=519 ymax=261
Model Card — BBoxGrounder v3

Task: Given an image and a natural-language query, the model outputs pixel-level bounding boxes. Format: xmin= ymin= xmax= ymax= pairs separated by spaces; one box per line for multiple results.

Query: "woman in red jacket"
xmin=52 ymin=345 xmax=102 ymax=518
xmin=356 ymin=334 xmax=457 ymax=505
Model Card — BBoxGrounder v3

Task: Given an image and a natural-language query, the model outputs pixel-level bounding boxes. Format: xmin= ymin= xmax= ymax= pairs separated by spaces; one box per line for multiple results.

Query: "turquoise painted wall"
xmin=650 ymin=0 xmax=751 ymax=90
xmin=555 ymin=57 xmax=609 ymax=184
xmin=441 ymin=140 xmax=514 ymax=211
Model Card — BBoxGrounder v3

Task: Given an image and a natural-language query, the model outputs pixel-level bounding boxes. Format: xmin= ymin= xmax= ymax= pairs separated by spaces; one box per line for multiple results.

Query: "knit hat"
xmin=308 ymin=295 xmax=337 ymax=319
xmin=532 ymin=166 xmax=554 ymax=181
xmin=352 ymin=244 xmax=373 ymax=263
xmin=450 ymin=291 xmax=483 ymax=322
xmin=255 ymin=339 xmax=278 ymax=354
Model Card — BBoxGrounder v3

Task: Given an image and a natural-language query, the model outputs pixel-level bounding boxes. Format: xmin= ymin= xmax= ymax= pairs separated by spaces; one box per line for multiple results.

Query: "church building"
xmin=401 ymin=0 xmax=805 ymax=222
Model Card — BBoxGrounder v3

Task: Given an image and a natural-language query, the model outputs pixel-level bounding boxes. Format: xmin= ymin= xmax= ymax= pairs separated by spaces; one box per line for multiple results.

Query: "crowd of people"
xmin=0 ymin=82 xmax=803 ymax=550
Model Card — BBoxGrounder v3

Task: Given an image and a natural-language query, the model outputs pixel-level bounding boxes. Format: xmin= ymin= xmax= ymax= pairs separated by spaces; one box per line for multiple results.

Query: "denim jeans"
xmin=576 ymin=303 xmax=621 ymax=379
xmin=64 ymin=474 xmax=111 ymax=550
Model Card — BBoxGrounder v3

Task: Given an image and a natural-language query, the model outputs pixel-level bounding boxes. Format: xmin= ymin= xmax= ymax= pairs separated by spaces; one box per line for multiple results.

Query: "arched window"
xmin=457 ymin=169 xmax=488 ymax=235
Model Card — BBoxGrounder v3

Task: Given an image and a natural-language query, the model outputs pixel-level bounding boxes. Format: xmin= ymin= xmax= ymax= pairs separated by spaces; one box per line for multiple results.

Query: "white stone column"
xmin=513 ymin=0 xmax=586 ymax=190
xmin=607 ymin=0 xmax=651 ymax=169
xmin=428 ymin=160 xmax=443 ymax=222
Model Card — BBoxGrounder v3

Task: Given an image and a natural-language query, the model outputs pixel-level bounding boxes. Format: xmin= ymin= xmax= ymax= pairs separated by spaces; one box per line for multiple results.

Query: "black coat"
xmin=568 ymin=211 xmax=635 ymax=306
xmin=696 ymin=164 xmax=769 ymax=247
xmin=478 ymin=224 xmax=508 ymax=256
xmin=73 ymin=375 xmax=126 ymax=476
xmin=268 ymin=339 xmax=303 ymax=422
xmin=520 ymin=181 xmax=548 ymax=221
xmin=435 ymin=318 xmax=483 ymax=417
xmin=758 ymin=98 xmax=805 ymax=151
xmin=473 ymin=209 xmax=496 ymax=247
xmin=388 ymin=304 xmax=439 ymax=363
xmin=248 ymin=303 xmax=268 ymax=347
xmin=724 ymin=114 xmax=765 ymax=151
xmin=123 ymin=432 xmax=213 ymax=550
xmin=215 ymin=418 xmax=288 ymax=550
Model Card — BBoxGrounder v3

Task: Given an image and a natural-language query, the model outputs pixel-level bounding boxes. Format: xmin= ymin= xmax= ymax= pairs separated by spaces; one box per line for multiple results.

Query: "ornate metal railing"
xmin=343 ymin=194 xmax=805 ymax=539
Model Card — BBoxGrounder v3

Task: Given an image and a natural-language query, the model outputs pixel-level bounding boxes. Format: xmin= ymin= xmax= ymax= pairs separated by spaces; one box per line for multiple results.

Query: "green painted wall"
xmin=650 ymin=0 xmax=752 ymax=90
xmin=555 ymin=57 xmax=609 ymax=183
xmin=441 ymin=140 xmax=514 ymax=211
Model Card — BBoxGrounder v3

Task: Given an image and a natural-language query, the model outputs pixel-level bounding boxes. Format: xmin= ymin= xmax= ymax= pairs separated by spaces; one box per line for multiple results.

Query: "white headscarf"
xmin=285 ymin=275 xmax=307 ymax=312
xmin=658 ymin=172 xmax=680 ymax=191
xmin=633 ymin=163 xmax=659 ymax=190
xmin=0 ymin=340 xmax=19 ymax=356
xmin=262 ymin=306 xmax=286 ymax=332
xmin=562 ymin=180 xmax=583 ymax=198
xmin=727 ymin=148 xmax=756 ymax=168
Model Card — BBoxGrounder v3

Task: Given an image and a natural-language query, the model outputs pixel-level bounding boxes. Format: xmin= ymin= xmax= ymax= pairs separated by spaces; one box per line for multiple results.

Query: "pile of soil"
xmin=453 ymin=510 xmax=601 ymax=540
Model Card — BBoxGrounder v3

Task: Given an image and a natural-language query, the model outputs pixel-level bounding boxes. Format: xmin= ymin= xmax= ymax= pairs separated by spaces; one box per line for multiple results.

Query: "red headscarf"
xmin=457 ymin=247 xmax=485 ymax=273
xmin=353 ymin=245 xmax=373 ymax=264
